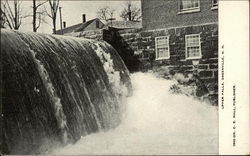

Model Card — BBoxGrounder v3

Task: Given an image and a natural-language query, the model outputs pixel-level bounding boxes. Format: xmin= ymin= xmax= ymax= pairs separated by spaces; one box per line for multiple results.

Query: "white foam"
xmin=93 ymin=42 xmax=128 ymax=96
xmin=52 ymin=72 xmax=218 ymax=155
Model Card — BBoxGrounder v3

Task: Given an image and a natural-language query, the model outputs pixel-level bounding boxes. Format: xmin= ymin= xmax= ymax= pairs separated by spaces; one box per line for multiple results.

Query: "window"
xmin=155 ymin=36 xmax=170 ymax=60
xmin=185 ymin=34 xmax=201 ymax=59
xmin=96 ymin=21 xmax=100 ymax=28
xmin=179 ymin=0 xmax=200 ymax=12
xmin=212 ymin=0 xmax=218 ymax=8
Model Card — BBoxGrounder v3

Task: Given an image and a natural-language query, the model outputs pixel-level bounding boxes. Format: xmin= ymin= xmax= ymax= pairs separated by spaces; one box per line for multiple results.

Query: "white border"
xmin=219 ymin=0 xmax=250 ymax=154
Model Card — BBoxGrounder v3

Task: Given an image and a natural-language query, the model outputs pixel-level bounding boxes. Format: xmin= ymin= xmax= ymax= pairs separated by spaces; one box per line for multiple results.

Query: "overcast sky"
xmin=19 ymin=0 xmax=141 ymax=34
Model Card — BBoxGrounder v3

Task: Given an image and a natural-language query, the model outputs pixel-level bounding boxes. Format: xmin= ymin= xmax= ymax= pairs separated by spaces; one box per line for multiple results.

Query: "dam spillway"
xmin=1 ymin=29 xmax=132 ymax=154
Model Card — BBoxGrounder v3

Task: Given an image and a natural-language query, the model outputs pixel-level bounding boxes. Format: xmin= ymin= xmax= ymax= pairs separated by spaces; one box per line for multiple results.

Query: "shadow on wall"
xmin=103 ymin=27 xmax=141 ymax=72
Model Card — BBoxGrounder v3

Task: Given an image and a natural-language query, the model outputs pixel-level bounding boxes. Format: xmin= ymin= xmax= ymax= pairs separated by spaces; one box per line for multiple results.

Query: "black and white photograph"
xmin=0 ymin=0 xmax=249 ymax=155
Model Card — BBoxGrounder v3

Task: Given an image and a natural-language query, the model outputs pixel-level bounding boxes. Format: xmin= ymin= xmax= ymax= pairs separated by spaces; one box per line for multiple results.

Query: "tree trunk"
xmin=52 ymin=17 xmax=56 ymax=34
xmin=14 ymin=1 xmax=18 ymax=30
xmin=33 ymin=0 xmax=37 ymax=32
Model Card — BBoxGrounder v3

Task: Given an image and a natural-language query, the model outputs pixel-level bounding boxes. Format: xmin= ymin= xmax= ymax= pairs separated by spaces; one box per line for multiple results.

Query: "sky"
xmin=19 ymin=0 xmax=141 ymax=34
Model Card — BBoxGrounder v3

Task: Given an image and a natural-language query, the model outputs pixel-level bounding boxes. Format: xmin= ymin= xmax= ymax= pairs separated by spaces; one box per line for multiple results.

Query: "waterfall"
xmin=1 ymin=29 xmax=132 ymax=154
xmin=1 ymin=30 xmax=217 ymax=155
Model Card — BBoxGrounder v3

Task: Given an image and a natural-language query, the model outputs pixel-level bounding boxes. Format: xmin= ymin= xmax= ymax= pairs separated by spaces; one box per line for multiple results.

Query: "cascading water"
xmin=29 ymin=44 xmax=68 ymax=144
xmin=52 ymin=73 xmax=218 ymax=155
xmin=1 ymin=29 xmax=217 ymax=155
xmin=1 ymin=29 xmax=131 ymax=154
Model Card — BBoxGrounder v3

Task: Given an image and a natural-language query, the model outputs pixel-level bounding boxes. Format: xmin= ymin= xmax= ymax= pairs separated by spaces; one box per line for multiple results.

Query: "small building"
xmin=56 ymin=14 xmax=105 ymax=35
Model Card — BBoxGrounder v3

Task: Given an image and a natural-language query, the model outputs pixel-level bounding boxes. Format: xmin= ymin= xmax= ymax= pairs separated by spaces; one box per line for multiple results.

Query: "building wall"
xmin=142 ymin=0 xmax=218 ymax=30
xmin=103 ymin=23 xmax=218 ymax=104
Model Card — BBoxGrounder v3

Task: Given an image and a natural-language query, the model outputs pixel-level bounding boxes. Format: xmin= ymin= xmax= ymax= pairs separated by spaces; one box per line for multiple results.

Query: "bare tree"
xmin=0 ymin=7 xmax=6 ymax=28
xmin=96 ymin=6 xmax=115 ymax=21
xmin=1 ymin=0 xmax=24 ymax=30
xmin=120 ymin=1 xmax=141 ymax=21
xmin=32 ymin=0 xmax=47 ymax=32
xmin=46 ymin=0 xmax=59 ymax=34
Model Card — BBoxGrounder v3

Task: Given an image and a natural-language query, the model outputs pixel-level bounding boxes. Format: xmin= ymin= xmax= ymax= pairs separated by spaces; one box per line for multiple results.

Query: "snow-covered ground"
xmin=52 ymin=72 xmax=218 ymax=155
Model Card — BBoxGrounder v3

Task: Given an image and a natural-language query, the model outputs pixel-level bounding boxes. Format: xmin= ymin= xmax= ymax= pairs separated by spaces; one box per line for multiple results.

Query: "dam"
xmin=1 ymin=29 xmax=131 ymax=154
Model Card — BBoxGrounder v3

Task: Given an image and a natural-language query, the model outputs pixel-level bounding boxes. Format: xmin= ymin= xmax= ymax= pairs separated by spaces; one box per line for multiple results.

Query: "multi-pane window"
xmin=179 ymin=0 xmax=200 ymax=12
xmin=155 ymin=36 xmax=170 ymax=60
xmin=185 ymin=34 xmax=201 ymax=59
xmin=212 ymin=0 xmax=218 ymax=8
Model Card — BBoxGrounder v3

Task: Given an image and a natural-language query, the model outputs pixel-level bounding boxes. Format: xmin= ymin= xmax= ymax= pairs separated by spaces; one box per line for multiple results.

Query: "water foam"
xmin=93 ymin=42 xmax=128 ymax=96
xmin=51 ymin=72 xmax=218 ymax=155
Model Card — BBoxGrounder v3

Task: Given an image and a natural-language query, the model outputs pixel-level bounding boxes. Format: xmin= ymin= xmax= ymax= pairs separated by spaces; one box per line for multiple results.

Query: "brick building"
xmin=140 ymin=0 xmax=218 ymax=64
xmin=102 ymin=0 xmax=218 ymax=104
xmin=103 ymin=0 xmax=218 ymax=72
xmin=142 ymin=0 xmax=218 ymax=30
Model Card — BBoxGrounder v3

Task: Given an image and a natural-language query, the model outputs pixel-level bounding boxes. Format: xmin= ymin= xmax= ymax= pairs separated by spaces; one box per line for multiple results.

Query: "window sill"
xmin=211 ymin=6 xmax=218 ymax=10
xmin=185 ymin=57 xmax=202 ymax=60
xmin=178 ymin=8 xmax=200 ymax=15
xmin=155 ymin=57 xmax=170 ymax=61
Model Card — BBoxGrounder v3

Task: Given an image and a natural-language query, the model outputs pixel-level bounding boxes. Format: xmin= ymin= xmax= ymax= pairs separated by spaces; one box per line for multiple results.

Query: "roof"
xmin=103 ymin=21 xmax=142 ymax=29
xmin=56 ymin=19 xmax=142 ymax=34
xmin=56 ymin=18 xmax=103 ymax=34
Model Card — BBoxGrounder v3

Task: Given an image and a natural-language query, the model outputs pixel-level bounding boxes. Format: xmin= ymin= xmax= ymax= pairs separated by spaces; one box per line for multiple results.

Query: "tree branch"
xmin=36 ymin=1 xmax=47 ymax=9
xmin=5 ymin=1 xmax=15 ymax=22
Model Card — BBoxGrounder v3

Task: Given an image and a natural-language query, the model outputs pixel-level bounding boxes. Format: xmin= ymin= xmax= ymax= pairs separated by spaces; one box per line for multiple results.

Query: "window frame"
xmin=178 ymin=0 xmax=200 ymax=14
xmin=155 ymin=36 xmax=170 ymax=60
xmin=211 ymin=0 xmax=218 ymax=10
xmin=185 ymin=34 xmax=202 ymax=60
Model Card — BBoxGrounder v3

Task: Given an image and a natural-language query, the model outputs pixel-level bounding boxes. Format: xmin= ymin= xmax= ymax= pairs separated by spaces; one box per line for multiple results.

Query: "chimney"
xmin=128 ymin=11 xmax=132 ymax=21
xmin=63 ymin=21 xmax=66 ymax=28
xmin=82 ymin=14 xmax=86 ymax=23
xmin=128 ymin=2 xmax=132 ymax=21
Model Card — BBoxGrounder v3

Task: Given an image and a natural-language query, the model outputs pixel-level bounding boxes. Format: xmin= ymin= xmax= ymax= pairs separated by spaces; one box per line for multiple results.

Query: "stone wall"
xmin=103 ymin=28 xmax=142 ymax=72
xmin=105 ymin=23 xmax=218 ymax=105
xmin=65 ymin=29 xmax=103 ymax=41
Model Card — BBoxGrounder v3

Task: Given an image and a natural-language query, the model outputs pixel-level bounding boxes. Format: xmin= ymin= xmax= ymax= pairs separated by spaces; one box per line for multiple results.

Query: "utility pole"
xmin=59 ymin=6 xmax=63 ymax=35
